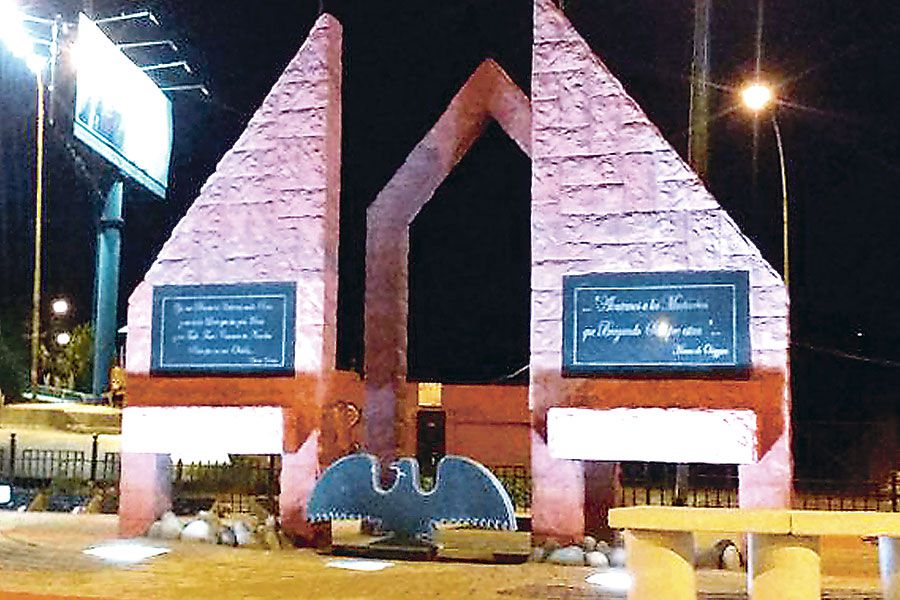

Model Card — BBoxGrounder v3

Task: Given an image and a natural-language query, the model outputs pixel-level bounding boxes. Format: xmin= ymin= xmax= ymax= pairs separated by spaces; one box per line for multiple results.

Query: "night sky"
xmin=1 ymin=1 xmax=898 ymax=428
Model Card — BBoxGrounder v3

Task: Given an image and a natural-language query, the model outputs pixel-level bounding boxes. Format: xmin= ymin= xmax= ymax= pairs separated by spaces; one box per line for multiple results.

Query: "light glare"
xmin=653 ymin=319 xmax=672 ymax=339
xmin=56 ymin=332 xmax=71 ymax=346
xmin=586 ymin=569 xmax=633 ymax=592
xmin=51 ymin=298 xmax=70 ymax=315
xmin=83 ymin=543 xmax=170 ymax=563
xmin=741 ymin=83 xmax=774 ymax=112
xmin=327 ymin=559 xmax=394 ymax=572
xmin=0 ymin=0 xmax=47 ymax=73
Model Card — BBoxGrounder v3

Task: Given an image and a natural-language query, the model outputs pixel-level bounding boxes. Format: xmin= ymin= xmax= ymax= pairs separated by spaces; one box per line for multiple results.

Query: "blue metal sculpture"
xmin=307 ymin=454 xmax=516 ymax=545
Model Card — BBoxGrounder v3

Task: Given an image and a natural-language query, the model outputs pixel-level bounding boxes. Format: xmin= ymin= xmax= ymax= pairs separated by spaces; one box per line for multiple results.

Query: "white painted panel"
xmin=547 ymin=407 xmax=758 ymax=464
xmin=121 ymin=406 xmax=283 ymax=462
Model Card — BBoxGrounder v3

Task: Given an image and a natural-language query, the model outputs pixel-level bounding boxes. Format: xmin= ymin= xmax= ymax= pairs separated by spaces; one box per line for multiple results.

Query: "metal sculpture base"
xmin=330 ymin=536 xmax=438 ymax=561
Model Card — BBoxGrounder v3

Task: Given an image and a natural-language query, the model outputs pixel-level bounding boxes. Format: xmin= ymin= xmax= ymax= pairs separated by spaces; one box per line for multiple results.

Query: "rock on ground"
xmin=232 ymin=520 xmax=255 ymax=546
xmin=608 ymin=546 xmax=627 ymax=568
xmin=157 ymin=512 xmax=184 ymax=541
xmin=218 ymin=527 xmax=237 ymax=547
xmin=547 ymin=545 xmax=585 ymax=566
xmin=181 ymin=519 xmax=217 ymax=544
xmin=585 ymin=551 xmax=609 ymax=568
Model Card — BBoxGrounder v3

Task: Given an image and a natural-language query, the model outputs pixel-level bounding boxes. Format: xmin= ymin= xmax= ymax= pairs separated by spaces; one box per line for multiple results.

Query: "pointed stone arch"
xmin=363 ymin=59 xmax=531 ymax=462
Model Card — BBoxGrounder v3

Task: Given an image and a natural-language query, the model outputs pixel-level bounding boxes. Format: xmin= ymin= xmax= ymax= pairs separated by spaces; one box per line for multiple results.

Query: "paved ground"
xmin=0 ymin=513 xmax=885 ymax=600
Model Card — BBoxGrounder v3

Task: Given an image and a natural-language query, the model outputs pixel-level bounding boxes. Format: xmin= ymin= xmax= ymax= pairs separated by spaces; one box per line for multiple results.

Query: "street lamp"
xmin=55 ymin=332 xmax=71 ymax=346
xmin=0 ymin=0 xmax=51 ymax=388
xmin=51 ymin=297 xmax=70 ymax=317
xmin=740 ymin=81 xmax=789 ymax=289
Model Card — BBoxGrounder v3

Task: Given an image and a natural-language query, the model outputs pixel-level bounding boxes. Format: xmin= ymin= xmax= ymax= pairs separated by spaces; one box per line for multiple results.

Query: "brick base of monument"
xmin=118 ymin=453 xmax=172 ymax=537
xmin=529 ymin=429 xmax=792 ymax=543
xmin=118 ymin=435 xmax=333 ymax=548
xmin=280 ymin=431 xmax=332 ymax=548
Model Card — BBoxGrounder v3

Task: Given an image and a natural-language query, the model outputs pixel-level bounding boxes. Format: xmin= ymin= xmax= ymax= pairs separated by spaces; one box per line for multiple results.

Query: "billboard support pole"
xmin=91 ymin=179 xmax=124 ymax=397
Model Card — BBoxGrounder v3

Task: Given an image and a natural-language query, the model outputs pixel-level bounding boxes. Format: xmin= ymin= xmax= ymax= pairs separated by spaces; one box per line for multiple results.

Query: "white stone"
xmin=218 ymin=527 xmax=237 ymax=547
xmin=585 ymin=550 xmax=610 ymax=568
xmin=608 ymin=546 xmax=627 ymax=568
xmin=146 ymin=521 xmax=163 ymax=539
xmin=232 ymin=520 xmax=256 ymax=546
xmin=157 ymin=511 xmax=184 ymax=541
xmin=181 ymin=519 xmax=217 ymax=544
xmin=721 ymin=544 xmax=743 ymax=571
xmin=547 ymin=545 xmax=585 ymax=566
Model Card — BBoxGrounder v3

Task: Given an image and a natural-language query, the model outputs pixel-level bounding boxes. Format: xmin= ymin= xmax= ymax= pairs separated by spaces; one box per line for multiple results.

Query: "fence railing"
xmin=490 ymin=465 xmax=532 ymax=511
xmin=0 ymin=433 xmax=120 ymax=483
xmin=2 ymin=436 xmax=895 ymax=515
xmin=619 ymin=463 xmax=899 ymax=512
xmin=170 ymin=455 xmax=280 ymax=496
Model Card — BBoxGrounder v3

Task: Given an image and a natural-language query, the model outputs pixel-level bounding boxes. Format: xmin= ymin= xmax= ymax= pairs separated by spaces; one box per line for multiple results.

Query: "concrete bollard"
xmin=624 ymin=529 xmax=695 ymax=600
xmin=880 ymin=536 xmax=900 ymax=600
xmin=747 ymin=533 xmax=820 ymax=600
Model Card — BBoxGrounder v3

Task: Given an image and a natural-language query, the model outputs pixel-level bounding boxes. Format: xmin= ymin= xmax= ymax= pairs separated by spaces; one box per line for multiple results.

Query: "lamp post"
xmin=0 ymin=0 xmax=51 ymax=389
xmin=740 ymin=82 xmax=790 ymax=289
xmin=29 ymin=66 xmax=45 ymax=388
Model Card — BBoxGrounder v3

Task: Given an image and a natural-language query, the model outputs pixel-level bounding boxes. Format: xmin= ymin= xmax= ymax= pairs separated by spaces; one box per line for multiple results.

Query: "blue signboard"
xmin=562 ymin=271 xmax=750 ymax=374
xmin=151 ymin=282 xmax=296 ymax=374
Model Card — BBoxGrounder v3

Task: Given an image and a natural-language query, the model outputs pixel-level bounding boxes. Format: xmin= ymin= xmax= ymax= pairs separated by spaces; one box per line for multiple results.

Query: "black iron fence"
xmin=490 ymin=465 xmax=532 ymax=511
xmin=619 ymin=462 xmax=899 ymax=512
xmin=0 ymin=433 xmax=281 ymax=515
xmin=1 ymin=434 xmax=895 ymax=515
xmin=169 ymin=455 xmax=281 ymax=514
xmin=0 ymin=433 xmax=120 ymax=484
xmin=170 ymin=455 xmax=280 ymax=495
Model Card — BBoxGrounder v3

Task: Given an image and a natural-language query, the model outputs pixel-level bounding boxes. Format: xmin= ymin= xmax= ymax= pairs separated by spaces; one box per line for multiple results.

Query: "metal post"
xmin=8 ymin=433 xmax=16 ymax=478
xmin=674 ymin=464 xmax=690 ymax=506
xmin=29 ymin=70 xmax=46 ymax=390
xmin=688 ymin=0 xmax=712 ymax=182
xmin=771 ymin=115 xmax=789 ymax=289
xmin=90 ymin=433 xmax=99 ymax=482
xmin=892 ymin=471 xmax=898 ymax=513
xmin=91 ymin=180 xmax=124 ymax=396
xmin=267 ymin=455 xmax=276 ymax=511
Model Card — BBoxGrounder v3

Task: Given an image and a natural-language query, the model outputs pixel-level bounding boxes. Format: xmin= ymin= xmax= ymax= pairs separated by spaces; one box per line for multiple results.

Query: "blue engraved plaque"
xmin=562 ymin=271 xmax=750 ymax=374
xmin=151 ymin=282 xmax=296 ymax=374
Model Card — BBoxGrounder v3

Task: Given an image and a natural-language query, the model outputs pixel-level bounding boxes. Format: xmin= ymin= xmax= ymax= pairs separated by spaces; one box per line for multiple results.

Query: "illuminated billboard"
xmin=73 ymin=14 xmax=173 ymax=198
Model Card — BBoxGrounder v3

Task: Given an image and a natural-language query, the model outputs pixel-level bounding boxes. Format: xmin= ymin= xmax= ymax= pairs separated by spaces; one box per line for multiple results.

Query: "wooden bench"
xmin=609 ymin=506 xmax=900 ymax=600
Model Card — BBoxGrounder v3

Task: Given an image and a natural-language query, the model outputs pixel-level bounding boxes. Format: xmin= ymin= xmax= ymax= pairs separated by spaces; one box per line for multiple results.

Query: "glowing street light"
xmin=740 ymin=80 xmax=789 ymax=289
xmin=0 ymin=0 xmax=48 ymax=74
xmin=0 ymin=0 xmax=53 ymax=388
xmin=51 ymin=298 xmax=70 ymax=316
xmin=740 ymin=82 xmax=774 ymax=113
xmin=56 ymin=332 xmax=71 ymax=346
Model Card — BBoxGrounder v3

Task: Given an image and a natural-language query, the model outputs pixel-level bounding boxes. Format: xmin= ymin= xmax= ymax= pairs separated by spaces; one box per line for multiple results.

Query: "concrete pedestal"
xmin=747 ymin=533 xmax=820 ymax=600
xmin=880 ymin=536 xmax=900 ymax=600
xmin=623 ymin=529 xmax=695 ymax=600
xmin=530 ymin=431 xmax=584 ymax=544
xmin=280 ymin=431 xmax=331 ymax=548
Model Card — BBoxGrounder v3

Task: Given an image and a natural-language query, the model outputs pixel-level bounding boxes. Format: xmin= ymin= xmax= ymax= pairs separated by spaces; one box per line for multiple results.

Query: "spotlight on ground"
xmin=585 ymin=569 xmax=632 ymax=593
xmin=83 ymin=542 xmax=170 ymax=564
xmin=326 ymin=559 xmax=394 ymax=572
